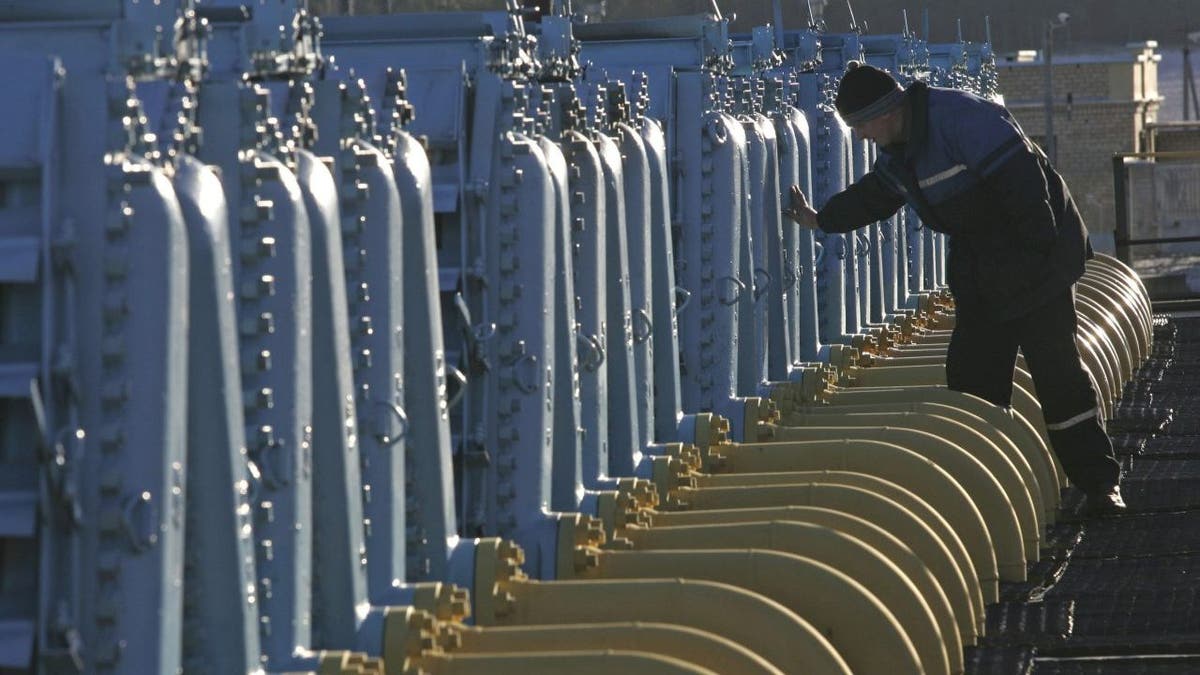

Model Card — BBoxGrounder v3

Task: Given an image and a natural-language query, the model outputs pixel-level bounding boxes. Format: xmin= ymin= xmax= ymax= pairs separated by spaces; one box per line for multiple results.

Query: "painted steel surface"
xmin=2 ymin=2 xmax=1158 ymax=673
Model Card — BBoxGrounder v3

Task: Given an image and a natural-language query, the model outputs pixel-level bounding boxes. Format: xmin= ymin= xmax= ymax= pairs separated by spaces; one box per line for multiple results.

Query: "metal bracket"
xmin=753 ymin=267 xmax=772 ymax=301
xmin=577 ymin=332 xmax=606 ymax=372
xmin=372 ymin=400 xmax=410 ymax=446
xmin=717 ymin=275 xmax=746 ymax=306
xmin=674 ymin=285 xmax=692 ymax=314
xmin=445 ymin=365 xmax=468 ymax=410
xmin=121 ymin=490 xmax=158 ymax=553
xmin=512 ymin=354 xmax=540 ymax=394
xmin=632 ymin=308 xmax=653 ymax=343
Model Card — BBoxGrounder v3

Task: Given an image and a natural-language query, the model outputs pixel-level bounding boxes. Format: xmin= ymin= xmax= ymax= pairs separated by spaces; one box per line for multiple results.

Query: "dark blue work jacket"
xmin=816 ymin=81 xmax=1092 ymax=321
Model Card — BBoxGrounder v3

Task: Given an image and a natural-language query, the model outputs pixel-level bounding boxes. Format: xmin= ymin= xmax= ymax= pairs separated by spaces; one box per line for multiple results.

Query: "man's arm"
xmin=784 ymin=171 xmax=905 ymax=233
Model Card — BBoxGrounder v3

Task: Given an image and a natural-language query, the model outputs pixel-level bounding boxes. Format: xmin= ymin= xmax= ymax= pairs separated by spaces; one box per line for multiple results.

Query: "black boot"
xmin=1085 ymin=485 xmax=1127 ymax=517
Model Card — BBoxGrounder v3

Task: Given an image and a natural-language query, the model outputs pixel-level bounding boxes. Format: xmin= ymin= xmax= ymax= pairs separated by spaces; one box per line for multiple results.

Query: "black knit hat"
xmin=835 ymin=61 xmax=904 ymax=126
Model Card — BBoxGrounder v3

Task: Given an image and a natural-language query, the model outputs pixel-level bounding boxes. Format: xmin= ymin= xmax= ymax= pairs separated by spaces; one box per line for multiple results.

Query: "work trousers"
xmin=945 ymin=286 xmax=1122 ymax=495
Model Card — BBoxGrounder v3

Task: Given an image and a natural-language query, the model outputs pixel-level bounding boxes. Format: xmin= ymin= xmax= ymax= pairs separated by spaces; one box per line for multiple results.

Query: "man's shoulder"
xmin=926 ymin=85 xmax=1005 ymax=115
xmin=926 ymin=86 xmax=1015 ymax=147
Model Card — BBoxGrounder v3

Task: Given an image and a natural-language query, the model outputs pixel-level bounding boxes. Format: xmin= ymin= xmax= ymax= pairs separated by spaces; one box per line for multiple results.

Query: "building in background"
xmin=997 ymin=42 xmax=1162 ymax=249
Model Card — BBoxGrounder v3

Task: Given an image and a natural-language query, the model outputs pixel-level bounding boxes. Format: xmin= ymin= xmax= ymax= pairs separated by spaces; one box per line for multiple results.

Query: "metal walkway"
xmin=968 ymin=314 xmax=1200 ymax=674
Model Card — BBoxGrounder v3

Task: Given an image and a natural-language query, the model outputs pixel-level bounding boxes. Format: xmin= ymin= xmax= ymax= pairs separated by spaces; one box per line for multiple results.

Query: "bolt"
xmin=493 ymin=591 xmax=516 ymax=618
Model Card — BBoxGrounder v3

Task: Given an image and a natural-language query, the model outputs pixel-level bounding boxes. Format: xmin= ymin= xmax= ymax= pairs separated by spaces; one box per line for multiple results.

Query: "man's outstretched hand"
xmin=783 ymin=184 xmax=819 ymax=229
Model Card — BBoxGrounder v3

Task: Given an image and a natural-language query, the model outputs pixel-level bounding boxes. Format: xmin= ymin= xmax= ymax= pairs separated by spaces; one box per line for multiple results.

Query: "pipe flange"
xmin=381 ymin=607 xmax=442 ymax=674
xmin=317 ymin=650 xmax=387 ymax=675
xmin=474 ymin=538 xmax=527 ymax=625
xmin=616 ymin=478 xmax=659 ymax=511
xmin=411 ymin=583 xmax=472 ymax=623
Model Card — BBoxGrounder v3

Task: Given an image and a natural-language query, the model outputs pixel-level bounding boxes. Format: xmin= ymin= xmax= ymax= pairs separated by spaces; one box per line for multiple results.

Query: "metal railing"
xmin=1112 ymin=150 xmax=1200 ymax=309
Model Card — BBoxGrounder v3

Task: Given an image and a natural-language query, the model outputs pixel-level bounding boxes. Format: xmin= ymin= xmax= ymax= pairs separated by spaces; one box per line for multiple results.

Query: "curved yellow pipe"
xmin=1091 ymin=253 xmax=1154 ymax=342
xmin=847 ymin=362 xmax=945 ymax=389
xmin=414 ymin=649 xmax=719 ymax=674
xmin=689 ymin=468 xmax=1012 ymax=592
xmin=646 ymin=505 xmax=978 ymax=644
xmin=1075 ymin=331 xmax=1114 ymax=420
xmin=851 ymin=362 xmax=1049 ymax=439
xmin=674 ymin=475 xmax=993 ymax=606
xmin=472 ymin=540 xmax=850 ymax=675
xmin=1082 ymin=265 xmax=1149 ymax=348
xmin=1081 ymin=269 xmax=1151 ymax=368
xmin=1078 ymin=275 xmax=1146 ymax=365
xmin=621 ymin=521 xmax=962 ymax=673
xmin=704 ymin=438 xmax=1014 ymax=580
xmin=570 ymin=549 xmax=928 ymax=675
xmin=1083 ymin=263 xmax=1152 ymax=335
xmin=446 ymin=623 xmax=783 ymax=675
xmin=1012 ymin=383 xmax=1066 ymax=485
xmin=845 ymin=363 xmax=1051 ymax=447
xmin=773 ymin=406 xmax=1050 ymax=523
xmin=1083 ymin=269 xmax=1152 ymax=358
xmin=1077 ymin=293 xmax=1135 ymax=384
xmin=759 ymin=423 xmax=1037 ymax=557
xmin=1076 ymin=313 xmax=1121 ymax=405
xmin=817 ymin=384 xmax=1062 ymax=492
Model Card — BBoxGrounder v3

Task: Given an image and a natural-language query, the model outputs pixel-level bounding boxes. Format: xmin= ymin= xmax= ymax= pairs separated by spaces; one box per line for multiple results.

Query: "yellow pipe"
xmin=1078 ymin=275 xmax=1146 ymax=364
xmin=674 ymin=475 xmax=994 ymax=606
xmin=570 ymin=549 xmax=930 ymax=675
xmin=702 ymin=438 xmax=1015 ymax=579
xmin=869 ymin=354 xmax=952 ymax=367
xmin=621 ymin=521 xmax=962 ymax=673
xmin=446 ymin=623 xmax=782 ymax=675
xmin=1080 ymin=255 xmax=1152 ymax=372
xmin=414 ymin=649 xmax=719 ymax=674
xmin=689 ymin=468 xmax=1011 ymax=591
xmin=886 ymin=345 xmax=950 ymax=357
xmin=317 ymin=651 xmax=385 ymax=675
xmin=1075 ymin=331 xmax=1115 ymax=419
xmin=757 ymin=424 xmax=1037 ymax=557
xmin=1011 ymin=382 xmax=1065 ymax=485
xmin=1076 ymin=314 xmax=1121 ymax=403
xmin=849 ymin=362 xmax=1046 ymax=436
xmin=1085 ymin=261 xmax=1152 ymax=359
xmin=384 ymin=606 xmax=774 ymax=675
xmin=1077 ymin=293 xmax=1135 ymax=383
xmin=817 ymin=384 xmax=1063 ymax=489
xmin=772 ymin=406 xmax=1050 ymax=524
xmin=646 ymin=505 xmax=978 ymax=644
xmin=1081 ymin=265 xmax=1145 ymax=339
xmin=898 ymin=281 xmax=1144 ymax=385
xmin=1100 ymin=261 xmax=1155 ymax=354
xmin=846 ymin=362 xmax=1047 ymax=436
xmin=1092 ymin=252 xmax=1154 ymax=334
xmin=1083 ymin=261 xmax=1152 ymax=336
xmin=471 ymin=540 xmax=851 ymax=674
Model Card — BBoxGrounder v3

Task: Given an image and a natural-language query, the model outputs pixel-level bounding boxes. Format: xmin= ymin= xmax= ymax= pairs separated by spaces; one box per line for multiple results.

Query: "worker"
xmin=783 ymin=61 xmax=1125 ymax=516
